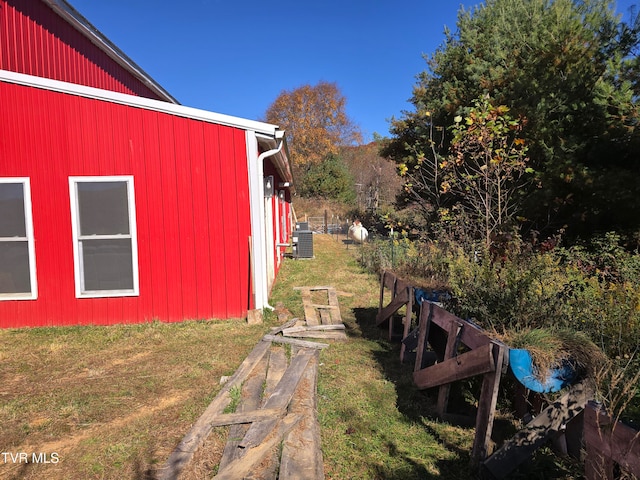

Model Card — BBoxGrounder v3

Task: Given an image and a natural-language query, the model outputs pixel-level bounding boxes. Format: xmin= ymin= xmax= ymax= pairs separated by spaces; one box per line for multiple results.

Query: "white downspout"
xmin=247 ymin=131 xmax=285 ymax=312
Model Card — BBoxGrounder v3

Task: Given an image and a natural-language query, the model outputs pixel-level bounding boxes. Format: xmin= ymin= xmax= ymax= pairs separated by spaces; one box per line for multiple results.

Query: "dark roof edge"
xmin=43 ymin=0 xmax=179 ymax=104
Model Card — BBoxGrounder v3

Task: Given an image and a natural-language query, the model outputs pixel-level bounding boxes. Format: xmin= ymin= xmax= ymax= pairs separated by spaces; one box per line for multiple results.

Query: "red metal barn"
xmin=0 ymin=0 xmax=294 ymax=328
xmin=1 ymin=0 xmax=176 ymax=102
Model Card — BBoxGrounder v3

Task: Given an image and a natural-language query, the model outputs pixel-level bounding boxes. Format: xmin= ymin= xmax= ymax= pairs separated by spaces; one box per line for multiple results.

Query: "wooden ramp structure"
xmin=378 ymin=269 xmax=595 ymax=476
xmin=286 ymin=286 xmax=347 ymax=341
xmin=158 ymin=285 xmax=348 ymax=479
xmin=377 ymin=270 xmax=413 ymax=348
xmin=158 ymin=322 xmax=327 ymax=480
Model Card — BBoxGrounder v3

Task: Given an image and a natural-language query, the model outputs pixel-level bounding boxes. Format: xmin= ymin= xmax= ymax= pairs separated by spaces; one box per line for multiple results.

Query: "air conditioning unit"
xmin=293 ymin=230 xmax=313 ymax=259
xmin=296 ymin=221 xmax=309 ymax=231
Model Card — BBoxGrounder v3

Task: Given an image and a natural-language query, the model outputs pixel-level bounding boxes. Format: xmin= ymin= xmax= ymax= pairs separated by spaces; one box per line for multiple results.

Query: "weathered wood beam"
xmin=209 ymin=408 xmax=284 ymax=427
xmin=157 ymin=340 xmax=271 ymax=480
xmin=375 ymin=288 xmax=409 ymax=326
xmin=399 ymin=290 xmax=415 ymax=362
xmin=262 ymin=334 xmax=329 ymax=350
xmin=436 ymin=321 xmax=464 ymax=417
xmin=213 ymin=413 xmax=303 ymax=480
xmin=414 ymin=302 xmax=434 ymax=372
xmin=218 ymin=351 xmax=270 ymax=470
xmin=413 ymin=343 xmax=495 ymax=390
xmin=300 ymin=288 xmax=319 ymax=326
xmin=283 ymin=330 xmax=347 ymax=340
xmin=471 ymin=343 xmax=506 ymax=462
xmin=270 ymin=317 xmax=299 ymax=334
xmin=239 ymin=349 xmax=316 ymax=449
xmin=280 ymin=352 xmax=324 ymax=479
xmin=483 ymin=382 xmax=591 ymax=479
xmin=584 ymin=401 xmax=640 ymax=479
xmin=283 ymin=324 xmax=345 ymax=334
xmin=429 ymin=304 xmax=492 ymax=350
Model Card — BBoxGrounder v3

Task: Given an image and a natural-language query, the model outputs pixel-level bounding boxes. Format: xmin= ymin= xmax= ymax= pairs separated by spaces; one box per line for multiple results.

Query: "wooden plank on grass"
xmin=263 ymin=346 xmax=288 ymax=404
xmin=209 ymin=408 xmax=284 ymax=427
xmin=270 ymin=318 xmax=299 ymax=334
xmin=483 ymin=382 xmax=591 ymax=479
xmin=213 ymin=414 xmax=302 ymax=480
xmin=283 ymin=330 xmax=347 ymax=340
xmin=263 ymin=334 xmax=329 ymax=350
xmin=413 ymin=342 xmax=495 ymax=390
xmin=218 ymin=348 xmax=269 ymax=471
xmin=295 ymin=287 xmax=319 ymax=326
xmin=327 ymin=289 xmax=342 ymax=323
xmin=283 ymin=324 xmax=345 ymax=334
xmin=319 ymin=308 xmax=331 ymax=325
xmin=158 ymin=340 xmax=271 ymax=480
xmin=280 ymin=352 xmax=324 ymax=480
xmin=239 ymin=349 xmax=316 ymax=449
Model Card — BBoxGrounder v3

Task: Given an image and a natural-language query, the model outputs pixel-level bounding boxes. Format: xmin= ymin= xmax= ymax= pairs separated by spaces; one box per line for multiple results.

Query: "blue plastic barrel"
xmin=509 ymin=349 xmax=576 ymax=393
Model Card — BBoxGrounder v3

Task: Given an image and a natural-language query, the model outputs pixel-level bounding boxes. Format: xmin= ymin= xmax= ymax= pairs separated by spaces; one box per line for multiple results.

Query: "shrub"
xmin=359 ymin=232 xmax=640 ymax=373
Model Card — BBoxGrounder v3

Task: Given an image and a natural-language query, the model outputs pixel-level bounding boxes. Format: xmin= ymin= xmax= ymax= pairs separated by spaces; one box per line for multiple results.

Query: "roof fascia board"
xmin=42 ymin=0 xmax=179 ymax=104
xmin=0 ymin=69 xmax=281 ymax=136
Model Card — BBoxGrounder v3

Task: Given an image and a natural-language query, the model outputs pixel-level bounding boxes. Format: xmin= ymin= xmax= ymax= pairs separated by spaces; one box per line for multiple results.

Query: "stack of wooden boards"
xmin=158 ymin=285 xmax=346 ymax=479
xmin=281 ymin=286 xmax=348 ymax=341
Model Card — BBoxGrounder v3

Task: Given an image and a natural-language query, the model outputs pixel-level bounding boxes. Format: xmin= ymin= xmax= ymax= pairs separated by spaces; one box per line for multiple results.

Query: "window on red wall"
xmin=0 ymin=178 xmax=37 ymax=300
xmin=69 ymin=176 xmax=139 ymax=298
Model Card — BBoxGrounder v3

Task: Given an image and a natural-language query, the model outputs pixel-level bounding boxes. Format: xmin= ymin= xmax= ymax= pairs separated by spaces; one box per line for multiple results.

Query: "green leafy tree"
xmin=447 ymin=98 xmax=530 ymax=247
xmin=298 ymin=154 xmax=356 ymax=203
xmin=384 ymin=0 xmax=640 ymax=237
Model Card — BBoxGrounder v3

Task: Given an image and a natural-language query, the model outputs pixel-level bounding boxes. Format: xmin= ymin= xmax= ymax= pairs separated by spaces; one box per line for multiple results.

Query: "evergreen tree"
xmin=384 ymin=0 xmax=640 ymax=238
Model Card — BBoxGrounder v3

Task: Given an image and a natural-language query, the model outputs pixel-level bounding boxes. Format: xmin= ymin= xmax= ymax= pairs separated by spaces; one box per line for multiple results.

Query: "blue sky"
xmin=71 ymin=0 xmax=637 ymax=142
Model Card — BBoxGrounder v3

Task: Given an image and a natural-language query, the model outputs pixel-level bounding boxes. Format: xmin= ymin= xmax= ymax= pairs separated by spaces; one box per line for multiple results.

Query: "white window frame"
xmin=69 ymin=176 xmax=139 ymax=298
xmin=0 ymin=178 xmax=37 ymax=300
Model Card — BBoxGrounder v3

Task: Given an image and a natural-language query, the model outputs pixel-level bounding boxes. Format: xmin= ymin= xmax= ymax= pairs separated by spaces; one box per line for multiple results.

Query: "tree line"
xmin=265 ymin=0 xmax=640 ymax=246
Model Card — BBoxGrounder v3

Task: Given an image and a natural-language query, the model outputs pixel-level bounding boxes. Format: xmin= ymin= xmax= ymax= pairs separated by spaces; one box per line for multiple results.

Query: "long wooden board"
xmin=280 ymin=351 xmax=324 ymax=479
xmin=213 ymin=414 xmax=302 ymax=480
xmin=239 ymin=349 xmax=316 ymax=449
xmin=157 ymin=340 xmax=271 ymax=480
xmin=483 ymin=382 xmax=591 ymax=479
xmin=413 ymin=343 xmax=495 ymax=390
xmin=472 ymin=343 xmax=506 ymax=462
xmin=584 ymin=401 xmax=640 ymax=479
xmin=376 ymin=287 xmax=409 ymax=326
xmin=262 ymin=334 xmax=329 ymax=349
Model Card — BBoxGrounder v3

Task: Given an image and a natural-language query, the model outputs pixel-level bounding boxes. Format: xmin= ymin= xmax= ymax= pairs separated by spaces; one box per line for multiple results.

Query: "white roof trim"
xmin=0 ymin=70 xmax=283 ymax=136
xmin=42 ymin=0 xmax=178 ymax=104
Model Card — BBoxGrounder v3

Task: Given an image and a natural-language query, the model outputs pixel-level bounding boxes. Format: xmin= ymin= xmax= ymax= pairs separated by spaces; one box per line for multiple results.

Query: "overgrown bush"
xmin=359 ymin=231 xmax=640 ymax=420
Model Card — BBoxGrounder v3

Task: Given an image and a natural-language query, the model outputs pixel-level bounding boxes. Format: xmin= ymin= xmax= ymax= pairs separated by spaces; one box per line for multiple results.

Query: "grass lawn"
xmin=1 ymin=234 xmax=476 ymax=479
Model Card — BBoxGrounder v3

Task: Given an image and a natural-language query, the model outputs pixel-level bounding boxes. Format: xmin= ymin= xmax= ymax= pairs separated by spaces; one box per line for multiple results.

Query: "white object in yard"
xmin=348 ymin=220 xmax=369 ymax=243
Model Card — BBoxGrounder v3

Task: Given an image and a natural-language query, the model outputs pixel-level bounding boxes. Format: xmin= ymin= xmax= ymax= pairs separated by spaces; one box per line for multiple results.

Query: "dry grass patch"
xmin=0 ymin=320 xmax=275 ymax=479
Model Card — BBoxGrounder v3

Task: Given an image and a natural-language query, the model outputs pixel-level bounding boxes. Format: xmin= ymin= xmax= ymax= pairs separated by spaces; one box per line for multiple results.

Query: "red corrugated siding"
xmin=1 ymin=0 xmax=166 ymax=100
xmin=0 ymin=80 xmax=252 ymax=327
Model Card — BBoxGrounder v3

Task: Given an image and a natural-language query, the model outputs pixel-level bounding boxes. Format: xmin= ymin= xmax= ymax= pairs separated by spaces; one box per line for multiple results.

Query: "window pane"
xmin=0 ymin=242 xmax=31 ymax=294
xmin=82 ymin=238 xmax=133 ymax=291
xmin=78 ymin=182 xmax=130 ymax=235
xmin=0 ymin=183 xmax=26 ymax=237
